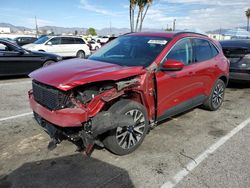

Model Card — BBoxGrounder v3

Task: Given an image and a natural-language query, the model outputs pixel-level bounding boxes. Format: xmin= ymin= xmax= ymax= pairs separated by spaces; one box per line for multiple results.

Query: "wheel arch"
xmin=218 ymin=75 xmax=229 ymax=86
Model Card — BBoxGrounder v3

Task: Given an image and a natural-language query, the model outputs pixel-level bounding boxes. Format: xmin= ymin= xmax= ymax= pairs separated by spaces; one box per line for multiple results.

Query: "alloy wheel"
xmin=212 ymin=82 xmax=224 ymax=108
xmin=115 ymin=109 xmax=146 ymax=149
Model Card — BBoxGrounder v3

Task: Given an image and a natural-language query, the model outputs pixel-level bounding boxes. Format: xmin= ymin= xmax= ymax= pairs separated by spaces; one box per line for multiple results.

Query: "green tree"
xmin=165 ymin=28 xmax=173 ymax=32
xmin=246 ymin=8 xmax=250 ymax=31
xmin=86 ymin=27 xmax=97 ymax=36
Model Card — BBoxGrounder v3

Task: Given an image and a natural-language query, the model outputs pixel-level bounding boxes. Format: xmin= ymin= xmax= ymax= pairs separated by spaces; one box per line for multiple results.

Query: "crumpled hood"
xmin=29 ymin=58 xmax=145 ymax=91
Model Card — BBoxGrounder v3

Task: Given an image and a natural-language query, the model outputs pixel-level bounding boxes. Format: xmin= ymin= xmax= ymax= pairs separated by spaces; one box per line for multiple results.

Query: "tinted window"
xmin=210 ymin=43 xmax=219 ymax=57
xmin=0 ymin=42 xmax=17 ymax=52
xmin=75 ymin=38 xmax=85 ymax=44
xmin=193 ymin=39 xmax=213 ymax=62
xmin=166 ymin=38 xmax=193 ymax=65
xmin=49 ymin=37 xmax=61 ymax=45
xmin=61 ymin=37 xmax=75 ymax=44
xmin=0 ymin=43 xmax=8 ymax=51
xmin=89 ymin=36 xmax=169 ymax=67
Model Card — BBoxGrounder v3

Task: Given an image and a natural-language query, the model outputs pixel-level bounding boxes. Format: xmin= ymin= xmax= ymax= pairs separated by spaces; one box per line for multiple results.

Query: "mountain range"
xmin=0 ymin=22 xmax=248 ymax=36
xmin=0 ymin=23 xmax=164 ymax=36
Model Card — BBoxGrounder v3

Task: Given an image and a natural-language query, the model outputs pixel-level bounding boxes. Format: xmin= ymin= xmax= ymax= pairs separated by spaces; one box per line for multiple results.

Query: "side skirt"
xmin=156 ymin=95 xmax=207 ymax=122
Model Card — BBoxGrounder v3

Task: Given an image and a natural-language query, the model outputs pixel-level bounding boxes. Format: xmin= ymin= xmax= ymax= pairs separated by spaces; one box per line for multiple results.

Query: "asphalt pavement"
xmin=0 ymin=78 xmax=249 ymax=188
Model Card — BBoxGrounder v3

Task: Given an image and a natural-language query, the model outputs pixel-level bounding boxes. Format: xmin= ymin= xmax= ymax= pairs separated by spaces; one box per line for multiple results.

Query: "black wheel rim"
xmin=212 ymin=82 xmax=224 ymax=108
xmin=115 ymin=109 xmax=146 ymax=149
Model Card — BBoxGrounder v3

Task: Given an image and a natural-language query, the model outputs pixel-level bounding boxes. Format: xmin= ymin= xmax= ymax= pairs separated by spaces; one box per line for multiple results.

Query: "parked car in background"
xmin=88 ymin=39 xmax=101 ymax=50
xmin=14 ymin=36 xmax=37 ymax=46
xmin=28 ymin=32 xmax=229 ymax=156
xmin=220 ymin=40 xmax=250 ymax=82
xmin=0 ymin=39 xmax=62 ymax=76
xmin=106 ymin=36 xmax=117 ymax=43
xmin=23 ymin=36 xmax=91 ymax=58
xmin=0 ymin=37 xmax=17 ymax=44
xmin=95 ymin=36 xmax=109 ymax=44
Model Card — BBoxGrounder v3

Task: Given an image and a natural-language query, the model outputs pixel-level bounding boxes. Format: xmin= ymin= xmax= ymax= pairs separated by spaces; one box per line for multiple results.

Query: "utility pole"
xmin=35 ymin=16 xmax=38 ymax=37
xmin=173 ymin=19 xmax=176 ymax=31
xmin=109 ymin=20 xmax=112 ymax=36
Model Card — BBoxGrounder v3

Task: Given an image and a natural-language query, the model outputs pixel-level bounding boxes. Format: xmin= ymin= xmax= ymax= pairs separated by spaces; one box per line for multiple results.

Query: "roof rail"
xmin=173 ymin=31 xmax=208 ymax=37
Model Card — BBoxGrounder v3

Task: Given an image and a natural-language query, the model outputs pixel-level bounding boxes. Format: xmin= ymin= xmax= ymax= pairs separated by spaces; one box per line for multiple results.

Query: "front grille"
xmin=32 ymin=81 xmax=70 ymax=110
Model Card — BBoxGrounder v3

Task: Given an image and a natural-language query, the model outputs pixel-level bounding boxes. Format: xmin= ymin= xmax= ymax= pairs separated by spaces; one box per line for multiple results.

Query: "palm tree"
xmin=135 ymin=0 xmax=146 ymax=32
xmin=129 ymin=0 xmax=153 ymax=32
xmin=139 ymin=0 xmax=153 ymax=32
xmin=130 ymin=0 xmax=137 ymax=32
xmin=246 ymin=8 xmax=250 ymax=31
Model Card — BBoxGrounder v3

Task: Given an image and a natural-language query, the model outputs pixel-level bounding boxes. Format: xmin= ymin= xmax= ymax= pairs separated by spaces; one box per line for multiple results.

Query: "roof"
xmin=127 ymin=31 xmax=208 ymax=39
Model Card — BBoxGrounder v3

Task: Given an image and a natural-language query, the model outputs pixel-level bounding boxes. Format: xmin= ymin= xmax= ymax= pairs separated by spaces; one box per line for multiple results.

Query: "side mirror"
xmin=161 ymin=59 xmax=185 ymax=71
xmin=47 ymin=41 xmax=52 ymax=45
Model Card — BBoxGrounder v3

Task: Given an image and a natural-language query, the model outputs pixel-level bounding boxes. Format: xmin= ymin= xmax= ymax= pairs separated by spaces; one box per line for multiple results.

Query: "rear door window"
xmin=193 ymin=39 xmax=213 ymax=62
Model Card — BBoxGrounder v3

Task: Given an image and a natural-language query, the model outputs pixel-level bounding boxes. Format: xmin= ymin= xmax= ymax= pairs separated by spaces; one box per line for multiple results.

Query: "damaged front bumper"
xmin=29 ymin=94 xmax=88 ymax=127
xmin=30 ymin=93 xmax=135 ymax=155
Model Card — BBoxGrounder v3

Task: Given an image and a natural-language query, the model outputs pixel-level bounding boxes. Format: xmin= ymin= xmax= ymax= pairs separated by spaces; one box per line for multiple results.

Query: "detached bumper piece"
xmin=33 ymin=111 xmax=135 ymax=156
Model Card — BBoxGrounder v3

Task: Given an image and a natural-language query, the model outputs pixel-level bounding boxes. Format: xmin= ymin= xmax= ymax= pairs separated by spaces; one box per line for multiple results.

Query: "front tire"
xmin=103 ymin=99 xmax=149 ymax=155
xmin=43 ymin=60 xmax=55 ymax=67
xmin=203 ymin=79 xmax=225 ymax=111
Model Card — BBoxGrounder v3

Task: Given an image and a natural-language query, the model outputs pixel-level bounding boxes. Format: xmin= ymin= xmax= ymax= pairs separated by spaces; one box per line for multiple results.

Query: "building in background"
xmin=0 ymin=27 xmax=11 ymax=34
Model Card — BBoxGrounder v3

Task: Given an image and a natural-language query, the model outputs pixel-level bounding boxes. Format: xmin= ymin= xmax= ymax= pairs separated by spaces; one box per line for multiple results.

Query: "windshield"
xmin=34 ymin=36 xmax=49 ymax=44
xmin=89 ymin=35 xmax=169 ymax=67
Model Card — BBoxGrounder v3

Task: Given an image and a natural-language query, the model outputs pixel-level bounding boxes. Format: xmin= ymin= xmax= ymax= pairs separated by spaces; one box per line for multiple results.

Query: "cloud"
xmin=79 ymin=0 xmax=117 ymax=16
xmin=142 ymin=0 xmax=249 ymax=31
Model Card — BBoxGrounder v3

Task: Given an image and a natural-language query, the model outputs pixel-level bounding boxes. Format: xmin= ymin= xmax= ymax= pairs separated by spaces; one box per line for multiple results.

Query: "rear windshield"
xmin=89 ymin=35 xmax=169 ymax=67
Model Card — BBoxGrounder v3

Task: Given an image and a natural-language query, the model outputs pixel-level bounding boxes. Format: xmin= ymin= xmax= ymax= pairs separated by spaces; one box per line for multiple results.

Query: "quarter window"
xmin=166 ymin=38 xmax=193 ymax=65
xmin=210 ymin=43 xmax=219 ymax=57
xmin=61 ymin=37 xmax=75 ymax=44
xmin=74 ymin=38 xmax=85 ymax=44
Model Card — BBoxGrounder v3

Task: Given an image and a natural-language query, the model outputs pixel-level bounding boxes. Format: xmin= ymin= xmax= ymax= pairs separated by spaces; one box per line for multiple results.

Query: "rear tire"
xmin=203 ymin=79 xmax=225 ymax=111
xmin=103 ymin=99 xmax=149 ymax=155
xmin=43 ymin=60 xmax=55 ymax=67
xmin=76 ymin=50 xmax=85 ymax=58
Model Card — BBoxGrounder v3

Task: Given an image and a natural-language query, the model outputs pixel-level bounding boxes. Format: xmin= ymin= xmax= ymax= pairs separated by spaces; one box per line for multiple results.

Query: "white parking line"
xmin=0 ymin=80 xmax=31 ymax=86
xmin=161 ymin=116 xmax=250 ymax=188
xmin=0 ymin=112 xmax=33 ymax=122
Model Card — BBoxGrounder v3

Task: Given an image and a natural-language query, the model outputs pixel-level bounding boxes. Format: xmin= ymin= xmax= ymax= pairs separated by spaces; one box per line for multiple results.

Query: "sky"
xmin=0 ymin=0 xmax=249 ymax=31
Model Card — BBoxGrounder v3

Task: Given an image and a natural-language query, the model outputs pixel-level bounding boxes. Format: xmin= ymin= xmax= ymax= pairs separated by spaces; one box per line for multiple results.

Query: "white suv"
xmin=23 ymin=36 xmax=91 ymax=58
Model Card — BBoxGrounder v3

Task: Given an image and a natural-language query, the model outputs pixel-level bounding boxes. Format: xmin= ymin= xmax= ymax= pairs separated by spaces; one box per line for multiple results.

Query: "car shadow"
xmin=227 ymin=81 xmax=250 ymax=89
xmin=0 ymin=75 xmax=29 ymax=80
xmin=0 ymin=154 xmax=134 ymax=188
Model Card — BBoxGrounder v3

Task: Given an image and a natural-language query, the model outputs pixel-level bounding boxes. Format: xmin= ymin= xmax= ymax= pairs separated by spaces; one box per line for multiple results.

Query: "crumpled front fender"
xmin=91 ymin=111 xmax=135 ymax=137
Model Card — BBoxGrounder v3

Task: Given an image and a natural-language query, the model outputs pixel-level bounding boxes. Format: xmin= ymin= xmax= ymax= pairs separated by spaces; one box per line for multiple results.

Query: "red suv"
xmin=29 ymin=32 xmax=229 ymax=155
